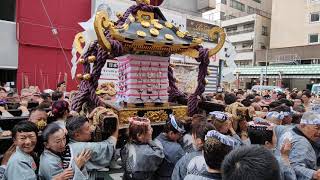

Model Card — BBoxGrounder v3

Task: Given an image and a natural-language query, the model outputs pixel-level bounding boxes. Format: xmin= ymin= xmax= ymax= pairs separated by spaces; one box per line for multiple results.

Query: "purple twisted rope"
xmin=116 ymin=3 xmax=155 ymax=26
xmin=71 ymin=31 xmax=124 ymax=112
xmin=71 ymin=42 xmax=98 ymax=112
xmin=187 ymin=46 xmax=210 ymax=116
xmin=168 ymin=66 xmax=186 ymax=102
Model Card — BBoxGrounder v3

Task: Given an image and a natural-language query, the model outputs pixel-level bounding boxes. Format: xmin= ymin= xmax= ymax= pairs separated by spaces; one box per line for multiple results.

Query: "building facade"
xmin=248 ymin=0 xmax=320 ymax=90
xmin=0 ymin=0 xmax=91 ymax=91
xmin=201 ymin=0 xmax=272 ymax=89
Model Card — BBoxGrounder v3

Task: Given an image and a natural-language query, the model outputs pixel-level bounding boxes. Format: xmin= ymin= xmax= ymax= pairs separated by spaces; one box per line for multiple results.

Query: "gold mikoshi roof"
xmin=89 ymin=2 xmax=226 ymax=58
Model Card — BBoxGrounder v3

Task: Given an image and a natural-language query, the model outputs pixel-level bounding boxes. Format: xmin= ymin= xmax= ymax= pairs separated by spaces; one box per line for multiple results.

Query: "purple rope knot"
xmin=187 ymin=47 xmax=210 ymax=116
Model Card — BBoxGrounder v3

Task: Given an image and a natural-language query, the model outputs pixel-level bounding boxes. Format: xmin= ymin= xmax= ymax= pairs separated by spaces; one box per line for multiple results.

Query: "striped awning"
xmin=235 ymin=65 xmax=320 ymax=78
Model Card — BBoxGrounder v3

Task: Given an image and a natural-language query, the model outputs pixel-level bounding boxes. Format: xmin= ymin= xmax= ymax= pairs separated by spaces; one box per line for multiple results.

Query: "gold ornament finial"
xmin=83 ymin=74 xmax=91 ymax=81
xmin=88 ymin=55 xmax=96 ymax=63
xmin=78 ymin=58 xmax=85 ymax=64
xmin=136 ymin=0 xmax=150 ymax=5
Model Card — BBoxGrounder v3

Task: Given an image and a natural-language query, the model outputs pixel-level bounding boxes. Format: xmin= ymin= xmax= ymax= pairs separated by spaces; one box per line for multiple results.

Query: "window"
xmin=227 ymin=15 xmax=237 ymax=19
xmin=220 ymin=12 xmax=226 ymax=20
xmin=309 ymin=34 xmax=319 ymax=44
xmin=0 ymin=0 xmax=16 ymax=22
xmin=247 ymin=6 xmax=255 ymax=14
xmin=221 ymin=0 xmax=227 ymax=5
xmin=242 ymin=42 xmax=252 ymax=48
xmin=226 ymin=26 xmax=237 ymax=32
xmin=311 ymin=13 xmax=320 ymax=22
xmin=253 ymin=0 xmax=261 ymax=3
xmin=230 ymin=0 xmax=245 ymax=12
xmin=262 ymin=26 xmax=268 ymax=36
xmin=244 ymin=23 xmax=254 ymax=29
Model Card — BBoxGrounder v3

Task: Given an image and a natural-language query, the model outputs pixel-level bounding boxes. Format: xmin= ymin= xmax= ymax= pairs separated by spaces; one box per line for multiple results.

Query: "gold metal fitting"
xmin=88 ymin=55 xmax=96 ymax=63
xmin=165 ymin=34 xmax=174 ymax=41
xmin=137 ymin=30 xmax=146 ymax=37
xmin=165 ymin=21 xmax=173 ymax=29
xmin=150 ymin=28 xmax=159 ymax=36
xmin=176 ymin=31 xmax=185 ymax=38
xmin=154 ymin=23 xmax=163 ymax=30
xmin=141 ymin=21 xmax=150 ymax=28
xmin=205 ymin=79 xmax=209 ymax=85
xmin=78 ymin=58 xmax=85 ymax=64
xmin=83 ymin=74 xmax=91 ymax=81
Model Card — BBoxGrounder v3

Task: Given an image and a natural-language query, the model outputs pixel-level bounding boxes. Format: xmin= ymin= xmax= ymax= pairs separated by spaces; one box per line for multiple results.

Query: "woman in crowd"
xmin=39 ymin=123 xmax=91 ymax=180
xmin=121 ymin=117 xmax=164 ymax=180
xmin=51 ymin=100 xmax=70 ymax=130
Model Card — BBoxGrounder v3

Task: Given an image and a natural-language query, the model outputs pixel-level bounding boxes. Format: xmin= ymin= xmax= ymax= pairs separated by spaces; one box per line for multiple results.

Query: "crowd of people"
xmin=0 ymin=82 xmax=320 ymax=180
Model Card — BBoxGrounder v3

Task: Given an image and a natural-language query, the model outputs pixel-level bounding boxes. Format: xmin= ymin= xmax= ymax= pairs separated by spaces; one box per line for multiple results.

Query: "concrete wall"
xmin=0 ymin=20 xmax=18 ymax=69
xmin=270 ymin=0 xmax=320 ymax=48
xmin=253 ymin=15 xmax=271 ymax=50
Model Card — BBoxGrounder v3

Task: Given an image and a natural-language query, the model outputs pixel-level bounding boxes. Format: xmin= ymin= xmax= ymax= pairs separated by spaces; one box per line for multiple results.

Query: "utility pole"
xmin=265 ymin=48 xmax=268 ymax=85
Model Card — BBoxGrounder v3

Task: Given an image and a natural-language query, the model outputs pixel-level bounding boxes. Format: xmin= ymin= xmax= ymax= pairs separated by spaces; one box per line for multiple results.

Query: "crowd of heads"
xmin=1 ymin=83 xmax=320 ymax=179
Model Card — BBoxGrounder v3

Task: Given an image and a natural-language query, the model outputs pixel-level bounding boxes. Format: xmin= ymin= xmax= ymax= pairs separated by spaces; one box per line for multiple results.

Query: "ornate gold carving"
xmin=137 ymin=30 xmax=146 ymax=37
xmin=118 ymin=110 xmax=138 ymax=124
xmin=179 ymin=49 xmax=200 ymax=59
xmin=137 ymin=11 xmax=154 ymax=22
xmin=150 ymin=28 xmax=159 ymax=36
xmin=73 ymin=32 xmax=85 ymax=55
xmin=145 ymin=110 xmax=168 ymax=123
xmin=94 ymin=11 xmax=112 ymax=51
xmin=173 ymin=107 xmax=188 ymax=120
xmin=208 ymin=27 xmax=226 ymax=57
xmin=165 ymin=34 xmax=174 ymax=41
xmin=192 ymin=38 xmax=203 ymax=44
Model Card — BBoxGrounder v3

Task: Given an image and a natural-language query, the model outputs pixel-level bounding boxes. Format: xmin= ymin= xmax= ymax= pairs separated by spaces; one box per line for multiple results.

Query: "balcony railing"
xmin=236 ymin=49 xmax=253 ymax=53
xmin=226 ymin=28 xmax=254 ymax=36
xmin=223 ymin=10 xmax=271 ymax=21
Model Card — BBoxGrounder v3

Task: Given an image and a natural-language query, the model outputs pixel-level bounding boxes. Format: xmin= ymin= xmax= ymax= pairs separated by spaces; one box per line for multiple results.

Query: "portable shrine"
xmin=71 ymin=0 xmax=226 ymax=126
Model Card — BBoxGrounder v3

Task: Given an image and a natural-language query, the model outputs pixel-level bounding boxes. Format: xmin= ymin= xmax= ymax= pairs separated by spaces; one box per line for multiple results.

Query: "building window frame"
xmin=310 ymin=12 xmax=320 ymax=23
xmin=230 ymin=0 xmax=245 ymax=12
xmin=253 ymin=0 xmax=261 ymax=3
xmin=309 ymin=34 xmax=320 ymax=44
xmin=247 ymin=6 xmax=255 ymax=14
xmin=221 ymin=0 xmax=227 ymax=5
xmin=310 ymin=0 xmax=320 ymax=3
xmin=262 ymin=26 xmax=268 ymax=36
